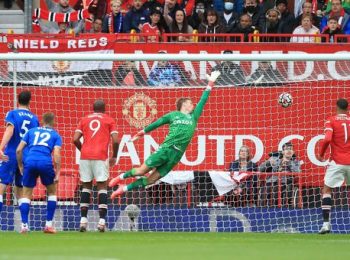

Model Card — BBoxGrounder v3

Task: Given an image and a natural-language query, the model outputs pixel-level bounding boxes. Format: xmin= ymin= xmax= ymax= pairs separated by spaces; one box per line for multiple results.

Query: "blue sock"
xmin=0 ymin=195 xmax=3 ymax=213
xmin=19 ymin=198 xmax=31 ymax=224
xmin=47 ymin=195 xmax=57 ymax=222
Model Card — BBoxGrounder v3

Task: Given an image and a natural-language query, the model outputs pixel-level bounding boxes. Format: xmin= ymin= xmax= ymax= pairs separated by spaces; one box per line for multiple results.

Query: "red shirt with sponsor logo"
xmin=76 ymin=113 xmax=118 ymax=160
xmin=320 ymin=114 xmax=350 ymax=165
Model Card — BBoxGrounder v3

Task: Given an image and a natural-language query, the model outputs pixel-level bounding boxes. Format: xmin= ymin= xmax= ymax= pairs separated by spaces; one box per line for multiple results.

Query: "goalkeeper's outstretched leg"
xmin=110 ymin=167 xmax=162 ymax=199
xmin=108 ymin=164 xmax=151 ymax=188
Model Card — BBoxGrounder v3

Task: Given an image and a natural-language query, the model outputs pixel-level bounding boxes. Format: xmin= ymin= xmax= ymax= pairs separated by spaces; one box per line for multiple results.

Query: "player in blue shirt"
xmin=16 ymin=112 xmax=62 ymax=234
xmin=0 ymin=91 xmax=39 ymax=217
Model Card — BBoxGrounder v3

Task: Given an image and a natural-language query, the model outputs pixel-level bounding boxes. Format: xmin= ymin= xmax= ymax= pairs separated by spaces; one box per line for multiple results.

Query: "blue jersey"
xmin=5 ymin=109 xmax=39 ymax=156
xmin=22 ymin=127 xmax=62 ymax=163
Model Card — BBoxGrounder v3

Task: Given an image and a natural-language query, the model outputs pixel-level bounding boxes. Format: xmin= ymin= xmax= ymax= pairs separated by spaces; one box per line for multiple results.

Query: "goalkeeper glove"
xmin=129 ymin=130 xmax=145 ymax=142
xmin=206 ymin=70 xmax=221 ymax=89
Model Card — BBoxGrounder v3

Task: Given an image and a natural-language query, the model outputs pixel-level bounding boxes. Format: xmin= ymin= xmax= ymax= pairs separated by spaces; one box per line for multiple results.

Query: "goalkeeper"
xmin=109 ymin=71 xmax=221 ymax=199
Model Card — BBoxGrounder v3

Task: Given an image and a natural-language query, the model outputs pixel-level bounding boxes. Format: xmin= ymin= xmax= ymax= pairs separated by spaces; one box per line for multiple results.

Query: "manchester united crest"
xmin=123 ymin=93 xmax=157 ymax=129
xmin=52 ymin=60 xmax=71 ymax=73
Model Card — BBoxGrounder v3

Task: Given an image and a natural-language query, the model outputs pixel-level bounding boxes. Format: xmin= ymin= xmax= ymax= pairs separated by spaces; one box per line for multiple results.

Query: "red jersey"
xmin=320 ymin=114 xmax=350 ymax=164
xmin=76 ymin=113 xmax=118 ymax=160
xmin=141 ymin=23 xmax=161 ymax=42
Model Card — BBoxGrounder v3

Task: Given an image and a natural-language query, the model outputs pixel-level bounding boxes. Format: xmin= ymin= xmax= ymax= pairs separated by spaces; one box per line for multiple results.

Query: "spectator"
xmin=102 ymin=0 xmax=124 ymax=33
xmin=188 ymin=0 xmax=206 ymax=30
xmin=157 ymin=0 xmax=196 ymax=17
xmin=322 ymin=16 xmax=347 ymax=43
xmin=169 ymin=9 xmax=194 ymax=42
xmin=211 ymin=50 xmax=246 ymax=85
xmin=123 ymin=0 xmax=149 ymax=33
xmin=259 ymin=142 xmax=301 ymax=207
xmin=163 ymin=0 xmax=182 ymax=26
xmin=141 ymin=9 xmax=165 ymax=42
xmin=320 ymin=0 xmax=350 ymax=35
xmin=57 ymin=22 xmax=69 ymax=34
xmin=90 ymin=18 xmax=103 ymax=33
xmin=261 ymin=8 xmax=282 ymax=36
xmin=115 ymin=61 xmax=147 ymax=86
xmin=248 ymin=61 xmax=285 ymax=85
xmin=198 ymin=9 xmax=225 ymax=42
xmin=324 ymin=0 xmax=350 ymax=13
xmin=229 ymin=13 xmax=256 ymax=42
xmin=147 ymin=51 xmax=188 ymax=87
xmin=228 ymin=145 xmax=258 ymax=206
xmin=276 ymin=0 xmax=296 ymax=34
xmin=86 ymin=0 xmax=108 ymax=20
xmin=295 ymin=1 xmax=321 ymax=29
xmin=143 ymin=0 xmax=163 ymax=15
xmin=242 ymin=0 xmax=265 ymax=31
xmin=219 ymin=0 xmax=239 ymax=32
xmin=291 ymin=14 xmax=320 ymax=43
xmin=261 ymin=0 xmax=275 ymax=13
xmin=42 ymin=0 xmax=85 ymax=34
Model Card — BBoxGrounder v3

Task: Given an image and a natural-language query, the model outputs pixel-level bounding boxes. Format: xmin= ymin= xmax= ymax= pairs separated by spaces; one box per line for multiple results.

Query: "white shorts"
xmin=324 ymin=161 xmax=350 ymax=188
xmin=79 ymin=160 xmax=109 ymax=182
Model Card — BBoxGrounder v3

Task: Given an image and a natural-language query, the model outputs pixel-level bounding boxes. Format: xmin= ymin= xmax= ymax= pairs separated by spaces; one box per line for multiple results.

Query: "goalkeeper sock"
xmin=126 ymin=177 xmax=148 ymax=191
xmin=80 ymin=188 xmax=91 ymax=218
xmin=122 ymin=168 xmax=136 ymax=179
xmin=0 ymin=195 xmax=3 ymax=213
xmin=19 ymin=198 xmax=31 ymax=224
xmin=98 ymin=189 xmax=108 ymax=220
xmin=46 ymin=195 xmax=57 ymax=225
xmin=321 ymin=194 xmax=332 ymax=223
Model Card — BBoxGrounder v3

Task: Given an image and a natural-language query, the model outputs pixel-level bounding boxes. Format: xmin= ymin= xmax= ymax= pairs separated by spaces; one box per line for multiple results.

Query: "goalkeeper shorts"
xmin=145 ymin=146 xmax=183 ymax=177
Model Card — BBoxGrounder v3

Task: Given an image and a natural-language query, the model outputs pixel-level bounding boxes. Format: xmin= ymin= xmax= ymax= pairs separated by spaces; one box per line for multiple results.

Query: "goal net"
xmin=1 ymin=47 xmax=350 ymax=233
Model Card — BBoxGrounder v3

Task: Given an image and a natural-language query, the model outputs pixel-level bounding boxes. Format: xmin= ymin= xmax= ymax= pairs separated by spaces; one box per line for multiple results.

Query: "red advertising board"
xmin=0 ymin=34 xmax=349 ymax=184
xmin=0 ymin=86 xmax=347 ymax=178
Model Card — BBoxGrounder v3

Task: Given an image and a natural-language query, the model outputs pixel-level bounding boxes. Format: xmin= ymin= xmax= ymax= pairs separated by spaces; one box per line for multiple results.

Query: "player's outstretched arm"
xmin=129 ymin=114 xmax=171 ymax=142
xmin=16 ymin=141 xmax=26 ymax=174
xmin=206 ymin=70 xmax=221 ymax=90
xmin=129 ymin=130 xmax=145 ymax=142
xmin=193 ymin=71 xmax=221 ymax=119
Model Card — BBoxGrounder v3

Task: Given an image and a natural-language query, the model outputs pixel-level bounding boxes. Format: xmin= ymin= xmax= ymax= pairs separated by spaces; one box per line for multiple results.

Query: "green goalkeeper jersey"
xmin=144 ymin=89 xmax=211 ymax=153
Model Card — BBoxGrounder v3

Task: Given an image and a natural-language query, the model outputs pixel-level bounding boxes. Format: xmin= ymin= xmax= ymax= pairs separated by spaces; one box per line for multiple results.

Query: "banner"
xmin=209 ymin=171 xmax=251 ymax=195
xmin=5 ymin=34 xmax=115 ymax=86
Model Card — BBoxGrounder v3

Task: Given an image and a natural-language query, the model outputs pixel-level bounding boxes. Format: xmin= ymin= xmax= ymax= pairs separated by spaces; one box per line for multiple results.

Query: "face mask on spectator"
xmin=196 ymin=7 xmax=205 ymax=14
xmin=224 ymin=2 xmax=234 ymax=11
xmin=245 ymin=6 xmax=256 ymax=13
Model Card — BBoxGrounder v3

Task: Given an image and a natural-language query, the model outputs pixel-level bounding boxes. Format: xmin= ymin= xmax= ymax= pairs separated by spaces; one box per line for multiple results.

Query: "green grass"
xmin=0 ymin=232 xmax=349 ymax=260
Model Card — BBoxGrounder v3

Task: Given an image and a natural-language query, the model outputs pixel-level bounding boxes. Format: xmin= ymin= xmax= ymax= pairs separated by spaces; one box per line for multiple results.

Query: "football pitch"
xmin=0 ymin=232 xmax=349 ymax=260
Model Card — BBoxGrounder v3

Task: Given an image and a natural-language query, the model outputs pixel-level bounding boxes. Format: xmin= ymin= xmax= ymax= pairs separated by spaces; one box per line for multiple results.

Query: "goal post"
xmin=0 ymin=52 xmax=350 ymax=233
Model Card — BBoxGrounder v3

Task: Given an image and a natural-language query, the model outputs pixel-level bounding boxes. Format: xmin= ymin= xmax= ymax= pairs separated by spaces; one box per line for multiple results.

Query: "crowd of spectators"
xmin=12 ymin=0 xmax=348 ymax=41
xmin=218 ymin=142 xmax=301 ymax=207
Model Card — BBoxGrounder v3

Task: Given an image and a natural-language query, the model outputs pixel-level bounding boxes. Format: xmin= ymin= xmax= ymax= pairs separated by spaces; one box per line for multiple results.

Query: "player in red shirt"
xmin=73 ymin=100 xmax=119 ymax=232
xmin=318 ymin=98 xmax=350 ymax=234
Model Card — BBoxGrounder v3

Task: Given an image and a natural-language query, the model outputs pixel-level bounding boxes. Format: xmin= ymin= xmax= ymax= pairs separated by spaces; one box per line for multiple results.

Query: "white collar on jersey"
xmin=17 ymin=107 xmax=29 ymax=111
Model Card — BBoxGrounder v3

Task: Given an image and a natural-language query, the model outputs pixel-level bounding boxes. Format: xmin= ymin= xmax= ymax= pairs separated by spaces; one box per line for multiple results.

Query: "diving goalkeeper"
xmin=109 ymin=71 xmax=221 ymax=199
